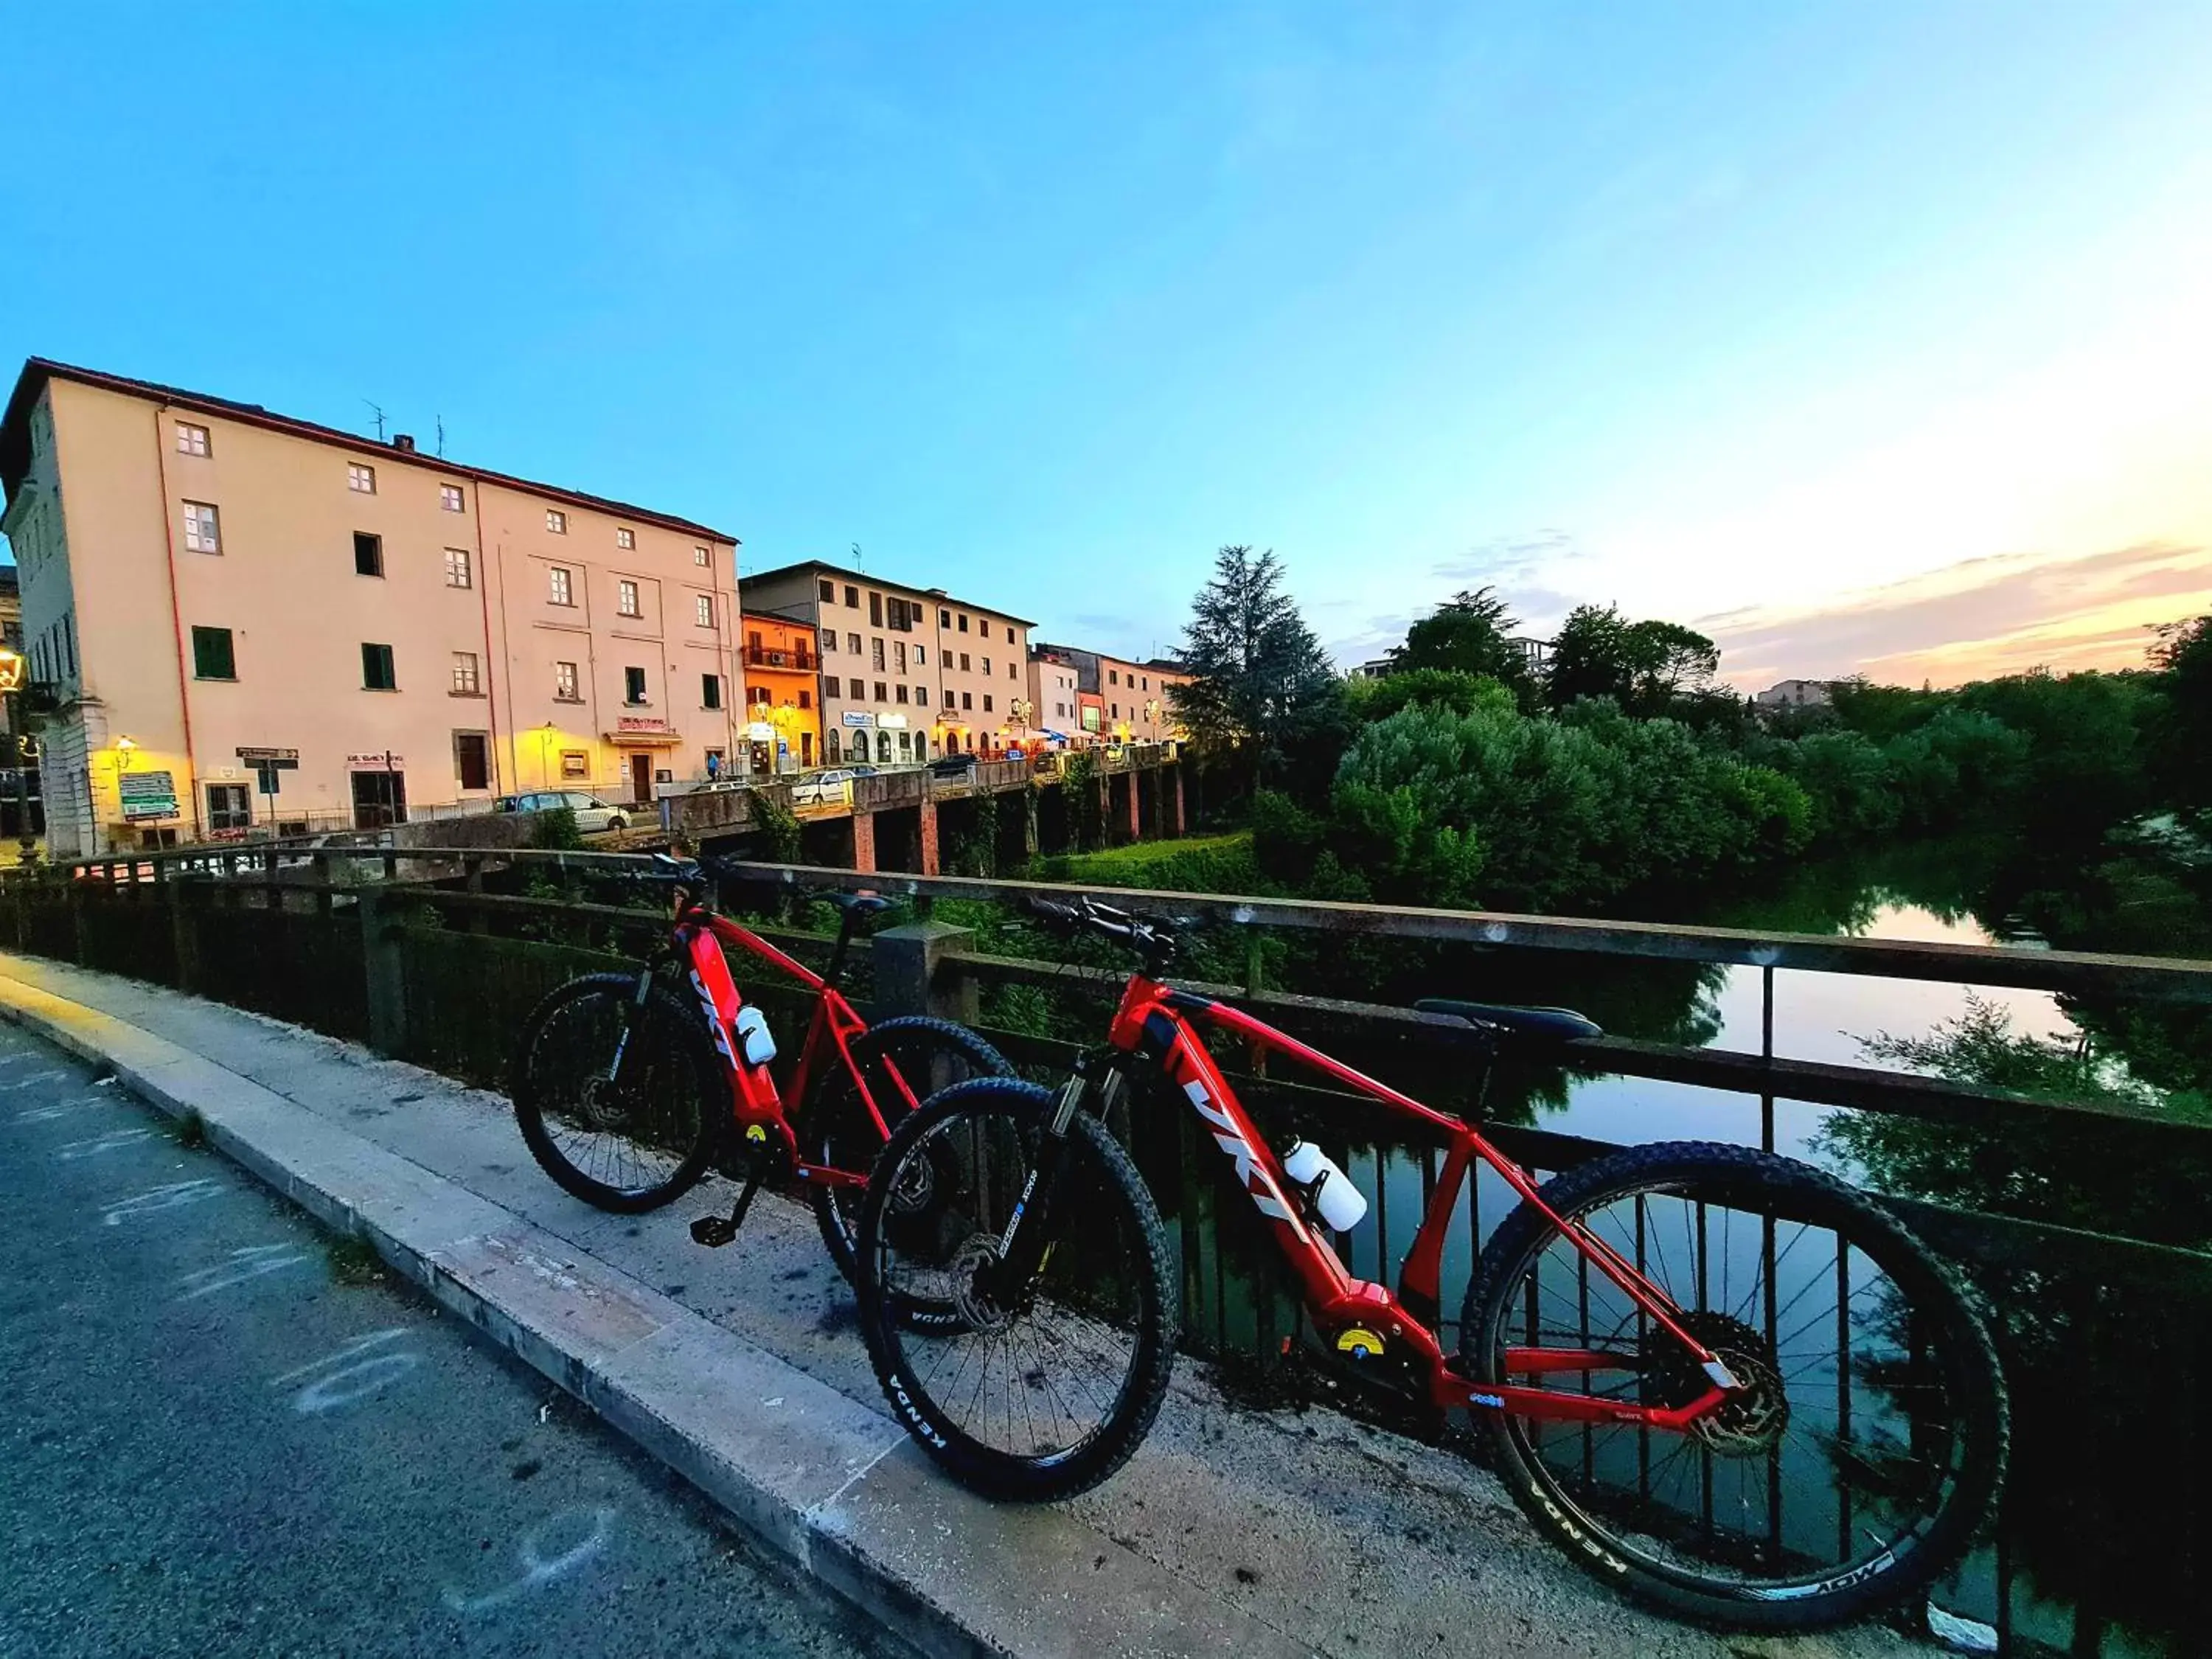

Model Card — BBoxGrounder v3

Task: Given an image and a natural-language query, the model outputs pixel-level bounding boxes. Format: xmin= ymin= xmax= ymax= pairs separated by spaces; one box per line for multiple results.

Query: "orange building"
xmin=737 ymin=611 xmax=821 ymax=773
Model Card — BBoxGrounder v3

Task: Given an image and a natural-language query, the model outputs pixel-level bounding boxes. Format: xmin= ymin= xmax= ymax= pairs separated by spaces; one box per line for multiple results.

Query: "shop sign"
xmin=745 ymin=722 xmax=776 ymax=741
xmin=841 ymin=711 xmax=874 ymax=728
xmin=118 ymin=770 xmax=179 ymax=821
xmin=236 ymin=746 xmax=299 ymax=765
xmin=347 ymin=753 xmax=404 ymax=770
xmin=878 ymin=714 xmax=908 ymax=730
xmin=618 ymin=715 xmax=670 ymax=734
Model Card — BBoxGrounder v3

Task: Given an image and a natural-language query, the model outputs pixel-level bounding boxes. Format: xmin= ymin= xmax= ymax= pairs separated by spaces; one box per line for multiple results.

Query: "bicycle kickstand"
xmin=689 ymin=1162 xmax=765 ymax=1249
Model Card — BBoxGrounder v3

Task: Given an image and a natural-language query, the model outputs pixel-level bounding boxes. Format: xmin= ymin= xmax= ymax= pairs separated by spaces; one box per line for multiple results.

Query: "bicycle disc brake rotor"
xmin=949 ymin=1234 xmax=1017 ymax=1335
xmin=576 ymin=1074 xmax=636 ymax=1132
xmin=1640 ymin=1312 xmax=1789 ymax=1458
xmin=886 ymin=1143 xmax=939 ymax=1217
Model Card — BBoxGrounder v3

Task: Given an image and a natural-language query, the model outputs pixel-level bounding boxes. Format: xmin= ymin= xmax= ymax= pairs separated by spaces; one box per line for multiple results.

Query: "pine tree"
xmin=1166 ymin=546 xmax=1342 ymax=796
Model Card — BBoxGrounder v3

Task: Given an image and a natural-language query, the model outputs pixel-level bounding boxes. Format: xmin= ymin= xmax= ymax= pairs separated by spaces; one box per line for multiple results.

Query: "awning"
xmin=602 ymin=730 xmax=683 ymax=747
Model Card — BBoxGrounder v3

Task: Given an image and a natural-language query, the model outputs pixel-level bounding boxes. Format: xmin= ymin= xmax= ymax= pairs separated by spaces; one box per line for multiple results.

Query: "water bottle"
xmin=1280 ymin=1139 xmax=1368 ymax=1232
xmin=733 ymin=1004 xmax=777 ymax=1068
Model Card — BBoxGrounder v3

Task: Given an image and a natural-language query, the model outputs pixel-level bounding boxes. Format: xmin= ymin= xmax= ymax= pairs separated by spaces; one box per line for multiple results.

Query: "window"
xmin=701 ymin=673 xmax=723 ymax=709
xmin=561 ymin=750 xmax=588 ymax=779
xmin=983 ymin=695 xmax=993 ymax=713
xmin=798 ymin=690 xmax=812 ymax=710
xmin=618 ymin=580 xmax=641 ymax=617
xmin=175 ymin=422 xmax=209 ymax=456
xmin=893 ymin=641 xmax=907 ymax=673
xmin=873 ymin=681 xmax=887 ymax=703
xmin=362 ymin=643 xmax=396 ymax=690
xmin=959 ymin=613 xmax=970 ymax=633
xmin=183 ymin=501 xmax=221 ymax=553
xmin=942 ymin=688 xmax=956 ymax=707
xmin=824 ymin=675 xmax=841 ymax=698
xmin=616 ymin=527 xmax=636 ymax=549
xmin=445 ymin=547 xmax=473 ymax=588
xmin=695 ymin=594 xmax=714 ymax=629
xmin=549 ymin=567 xmax=574 ymax=605
xmin=546 ymin=509 xmax=568 ymax=534
xmin=1009 ymin=661 xmax=1018 ymax=679
xmin=939 ymin=608 xmax=950 ymax=628
xmin=819 ymin=578 xmax=835 ymax=602
xmin=821 ymin=629 xmax=836 ymax=654
xmin=981 ymin=657 xmax=991 ymax=676
xmin=750 ymin=684 xmax=771 ymax=711
xmin=871 ymin=639 xmax=886 ymax=671
xmin=695 ymin=545 xmax=711 ymax=567
xmin=349 ymin=462 xmax=376 ymax=494
xmin=869 ymin=591 xmax=883 ymax=627
xmin=190 ymin=626 xmax=235 ymax=681
xmin=959 ymin=653 xmax=970 ymax=672
xmin=454 ymin=733 xmax=491 ymax=790
xmin=1109 ymin=669 xmax=1119 ymax=685
xmin=915 ymin=645 xmax=926 ymax=666
xmin=846 ymin=631 xmax=860 ymax=655
xmin=441 ymin=484 xmax=465 ymax=512
xmin=206 ymin=783 xmax=251 ymax=831
xmin=825 ymin=731 xmax=841 ymax=763
xmin=625 ymin=667 xmax=647 ymax=705
xmin=1141 ymin=675 xmax=1150 ymax=690
xmin=844 ymin=584 xmax=859 ymax=608
xmin=451 ymin=652 xmax=481 ymax=695
xmin=1111 ymin=703 xmax=1119 ymax=718
xmin=354 ymin=531 xmax=383 ymax=577
xmin=895 ymin=684 xmax=908 ymax=704
xmin=554 ymin=661 xmax=580 ymax=700
xmin=961 ymin=691 xmax=973 ymax=711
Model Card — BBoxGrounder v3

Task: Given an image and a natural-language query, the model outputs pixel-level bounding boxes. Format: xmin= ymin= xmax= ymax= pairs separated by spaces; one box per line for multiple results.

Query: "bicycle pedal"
xmin=689 ymin=1215 xmax=738 ymax=1248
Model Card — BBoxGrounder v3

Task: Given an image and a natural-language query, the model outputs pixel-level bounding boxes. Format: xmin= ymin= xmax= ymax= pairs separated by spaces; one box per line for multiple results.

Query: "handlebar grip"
xmin=1023 ymin=896 xmax=1082 ymax=928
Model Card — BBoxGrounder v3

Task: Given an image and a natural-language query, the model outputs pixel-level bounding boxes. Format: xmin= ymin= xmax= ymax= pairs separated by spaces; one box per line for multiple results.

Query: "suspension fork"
xmin=993 ymin=1054 xmax=1116 ymax=1292
xmin=605 ymin=954 xmax=671 ymax=1082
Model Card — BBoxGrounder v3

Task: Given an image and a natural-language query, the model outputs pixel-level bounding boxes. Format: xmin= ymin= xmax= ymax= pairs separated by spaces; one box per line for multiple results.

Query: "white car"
xmin=789 ymin=765 xmax=877 ymax=808
xmin=503 ymin=790 xmax=631 ymax=833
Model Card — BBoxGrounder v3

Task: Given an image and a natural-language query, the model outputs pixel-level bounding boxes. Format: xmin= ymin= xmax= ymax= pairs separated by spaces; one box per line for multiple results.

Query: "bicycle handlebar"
xmin=1023 ymin=893 xmax=1180 ymax=965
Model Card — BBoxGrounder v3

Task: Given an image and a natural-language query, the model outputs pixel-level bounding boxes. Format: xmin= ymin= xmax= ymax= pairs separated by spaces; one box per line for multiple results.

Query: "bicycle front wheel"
xmin=856 ymin=1078 xmax=1178 ymax=1501
xmin=510 ymin=973 xmax=719 ymax=1212
xmin=1462 ymin=1141 xmax=2007 ymax=1630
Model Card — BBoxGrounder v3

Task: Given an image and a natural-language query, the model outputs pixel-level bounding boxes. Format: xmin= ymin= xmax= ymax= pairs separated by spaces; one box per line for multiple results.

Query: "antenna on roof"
xmin=435 ymin=415 xmax=445 ymax=458
xmin=361 ymin=400 xmax=386 ymax=442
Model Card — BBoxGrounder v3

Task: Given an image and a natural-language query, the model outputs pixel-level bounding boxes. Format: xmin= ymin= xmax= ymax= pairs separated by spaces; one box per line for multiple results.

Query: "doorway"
xmin=630 ymin=754 xmax=653 ymax=804
xmin=350 ymin=770 xmax=406 ymax=829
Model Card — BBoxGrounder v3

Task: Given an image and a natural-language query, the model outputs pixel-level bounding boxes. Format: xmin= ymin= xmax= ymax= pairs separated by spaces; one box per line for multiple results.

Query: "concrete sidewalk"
xmin=0 ymin=953 xmax=1926 ymax=1659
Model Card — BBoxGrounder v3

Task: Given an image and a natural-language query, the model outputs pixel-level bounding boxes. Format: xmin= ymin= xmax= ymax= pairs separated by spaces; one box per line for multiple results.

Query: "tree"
xmin=1389 ymin=587 xmax=1532 ymax=698
xmin=1167 ymin=546 xmax=1343 ymax=800
xmin=2151 ymin=614 xmax=2212 ymax=822
xmin=1546 ymin=604 xmax=1719 ymax=715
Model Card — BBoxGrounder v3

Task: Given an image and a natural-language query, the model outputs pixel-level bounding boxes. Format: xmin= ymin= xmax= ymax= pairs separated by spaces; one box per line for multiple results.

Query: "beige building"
xmin=0 ymin=359 xmax=741 ymax=854
xmin=1029 ymin=643 xmax=1187 ymax=745
xmin=739 ymin=561 xmax=1032 ymax=765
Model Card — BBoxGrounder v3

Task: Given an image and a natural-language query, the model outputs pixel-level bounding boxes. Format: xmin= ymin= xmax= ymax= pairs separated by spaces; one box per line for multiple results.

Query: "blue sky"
xmin=7 ymin=3 xmax=2210 ymax=685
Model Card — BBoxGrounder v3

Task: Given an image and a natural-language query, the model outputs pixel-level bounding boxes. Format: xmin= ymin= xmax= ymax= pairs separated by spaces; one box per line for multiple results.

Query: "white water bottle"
xmin=1281 ymin=1140 xmax=1368 ymax=1232
xmin=733 ymin=1004 xmax=777 ymax=1068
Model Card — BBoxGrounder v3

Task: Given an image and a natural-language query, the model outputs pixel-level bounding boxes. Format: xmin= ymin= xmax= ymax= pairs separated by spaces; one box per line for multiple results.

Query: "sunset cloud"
xmin=1702 ymin=541 xmax=2212 ymax=690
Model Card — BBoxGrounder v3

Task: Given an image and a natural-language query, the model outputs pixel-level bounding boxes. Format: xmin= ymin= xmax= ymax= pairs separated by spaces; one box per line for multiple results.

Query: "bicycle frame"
xmin=662 ymin=904 xmax=897 ymax=1195
xmin=1102 ymin=973 xmax=1740 ymax=1430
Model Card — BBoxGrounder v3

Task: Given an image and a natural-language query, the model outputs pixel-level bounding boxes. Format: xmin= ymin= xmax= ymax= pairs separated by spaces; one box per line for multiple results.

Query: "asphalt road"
xmin=0 ymin=1024 xmax=908 ymax=1659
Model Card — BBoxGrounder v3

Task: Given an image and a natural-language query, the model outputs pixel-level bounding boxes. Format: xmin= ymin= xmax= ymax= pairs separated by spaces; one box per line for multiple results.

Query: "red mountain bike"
xmin=510 ymin=853 xmax=1009 ymax=1279
xmin=855 ymin=895 xmax=2008 ymax=1630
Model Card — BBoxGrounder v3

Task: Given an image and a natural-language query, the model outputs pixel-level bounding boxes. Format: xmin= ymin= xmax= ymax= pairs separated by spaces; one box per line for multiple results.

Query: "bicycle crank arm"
xmin=690 ymin=1161 xmax=766 ymax=1249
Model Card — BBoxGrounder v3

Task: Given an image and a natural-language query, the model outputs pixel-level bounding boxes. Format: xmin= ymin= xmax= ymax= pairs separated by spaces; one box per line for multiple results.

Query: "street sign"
xmin=0 ymin=650 xmax=24 ymax=694
xmin=236 ymin=746 xmax=299 ymax=765
xmin=118 ymin=770 xmax=179 ymax=821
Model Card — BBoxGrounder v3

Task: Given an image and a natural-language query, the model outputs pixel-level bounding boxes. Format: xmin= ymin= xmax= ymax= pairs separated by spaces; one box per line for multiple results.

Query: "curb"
xmin=0 ymin=975 xmax=1307 ymax=1659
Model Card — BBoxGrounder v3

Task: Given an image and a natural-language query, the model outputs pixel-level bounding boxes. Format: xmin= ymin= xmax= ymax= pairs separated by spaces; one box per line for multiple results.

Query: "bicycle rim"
xmin=1474 ymin=1155 xmax=1999 ymax=1614
xmin=526 ymin=985 xmax=706 ymax=1199
xmin=870 ymin=1101 xmax=1163 ymax=1481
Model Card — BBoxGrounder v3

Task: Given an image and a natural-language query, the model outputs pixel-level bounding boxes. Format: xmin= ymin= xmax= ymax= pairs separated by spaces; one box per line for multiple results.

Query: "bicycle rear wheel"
xmin=856 ymin=1078 xmax=1178 ymax=1501
xmin=1462 ymin=1141 xmax=2007 ymax=1630
xmin=510 ymin=973 xmax=719 ymax=1212
xmin=802 ymin=1016 xmax=1012 ymax=1282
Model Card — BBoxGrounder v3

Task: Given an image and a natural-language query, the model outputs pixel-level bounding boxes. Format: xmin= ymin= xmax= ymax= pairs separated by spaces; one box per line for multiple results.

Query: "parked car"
xmin=789 ymin=765 xmax=877 ymax=808
xmin=496 ymin=790 xmax=631 ymax=833
xmin=928 ymin=752 xmax=978 ymax=779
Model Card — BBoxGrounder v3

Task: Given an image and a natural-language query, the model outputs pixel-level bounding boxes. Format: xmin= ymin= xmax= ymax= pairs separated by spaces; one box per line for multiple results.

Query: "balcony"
xmin=742 ymin=647 xmax=818 ymax=672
